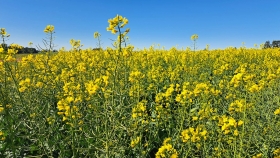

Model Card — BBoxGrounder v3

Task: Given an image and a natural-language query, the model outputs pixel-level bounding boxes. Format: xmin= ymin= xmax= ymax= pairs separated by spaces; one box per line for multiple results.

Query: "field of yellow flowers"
xmin=1 ymin=15 xmax=280 ymax=157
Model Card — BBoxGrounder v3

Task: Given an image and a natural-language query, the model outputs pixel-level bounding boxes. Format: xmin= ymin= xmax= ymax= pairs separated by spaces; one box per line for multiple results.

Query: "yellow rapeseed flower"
xmin=248 ymin=84 xmax=261 ymax=93
xmin=0 ymin=105 xmax=4 ymax=113
xmin=274 ymin=148 xmax=280 ymax=156
xmin=274 ymin=108 xmax=280 ymax=115
xmin=233 ymin=129 xmax=239 ymax=136
xmin=156 ymin=138 xmax=178 ymax=158
xmin=44 ymin=25 xmax=55 ymax=33
xmin=0 ymin=47 xmax=4 ymax=53
xmin=191 ymin=34 xmax=198 ymax=41
xmin=237 ymin=120 xmax=244 ymax=126
xmin=8 ymin=48 xmax=17 ymax=54
xmin=252 ymin=153 xmax=262 ymax=158
xmin=0 ymin=28 xmax=7 ymax=36
xmin=130 ymin=136 xmax=140 ymax=148
xmin=5 ymin=55 xmax=16 ymax=62
xmin=192 ymin=116 xmax=199 ymax=121
xmin=94 ymin=32 xmax=100 ymax=38
xmin=107 ymin=14 xmax=129 ymax=34
xmin=28 ymin=42 xmax=33 ymax=47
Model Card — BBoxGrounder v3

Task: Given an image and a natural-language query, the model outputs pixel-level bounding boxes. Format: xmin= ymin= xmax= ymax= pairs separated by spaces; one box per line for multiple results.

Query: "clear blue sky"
xmin=1 ymin=0 xmax=280 ymax=50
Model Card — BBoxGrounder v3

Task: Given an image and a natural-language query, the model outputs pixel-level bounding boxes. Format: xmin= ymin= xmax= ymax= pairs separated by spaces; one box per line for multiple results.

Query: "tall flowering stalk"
xmin=37 ymin=25 xmax=56 ymax=52
xmin=191 ymin=34 xmax=198 ymax=52
xmin=0 ymin=28 xmax=10 ymax=50
xmin=106 ymin=14 xmax=130 ymax=52
xmin=69 ymin=39 xmax=82 ymax=51
xmin=93 ymin=31 xmax=102 ymax=49
xmin=28 ymin=42 xmax=33 ymax=48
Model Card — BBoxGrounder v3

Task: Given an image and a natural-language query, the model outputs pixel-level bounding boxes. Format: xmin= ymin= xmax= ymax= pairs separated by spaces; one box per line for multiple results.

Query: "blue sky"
xmin=1 ymin=0 xmax=280 ymax=50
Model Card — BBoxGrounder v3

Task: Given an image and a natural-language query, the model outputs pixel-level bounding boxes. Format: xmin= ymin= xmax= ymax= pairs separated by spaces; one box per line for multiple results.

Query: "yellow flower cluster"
xmin=57 ymin=97 xmax=81 ymax=123
xmin=0 ymin=131 xmax=5 ymax=141
xmin=218 ymin=115 xmax=243 ymax=135
xmin=197 ymin=104 xmax=216 ymax=120
xmin=93 ymin=31 xmax=100 ymax=38
xmin=85 ymin=81 xmax=99 ymax=95
xmin=129 ymin=70 xmax=145 ymax=83
xmin=252 ymin=153 xmax=262 ymax=158
xmin=4 ymin=55 xmax=16 ymax=62
xmin=70 ymin=39 xmax=81 ymax=49
xmin=44 ymin=25 xmax=55 ymax=33
xmin=130 ymin=136 xmax=140 ymax=148
xmin=0 ymin=28 xmax=7 ymax=35
xmin=106 ymin=14 xmax=128 ymax=34
xmin=228 ymin=99 xmax=247 ymax=113
xmin=180 ymin=125 xmax=207 ymax=143
xmin=164 ymin=84 xmax=176 ymax=99
xmin=0 ymin=47 xmax=4 ymax=53
xmin=247 ymin=83 xmax=263 ymax=93
xmin=175 ymin=82 xmax=193 ymax=104
xmin=175 ymin=81 xmax=221 ymax=105
xmin=230 ymin=73 xmax=243 ymax=88
xmin=0 ymin=43 xmax=22 ymax=55
xmin=122 ymin=45 xmax=134 ymax=57
xmin=46 ymin=116 xmax=55 ymax=125
xmin=7 ymin=48 xmax=18 ymax=55
xmin=154 ymin=86 xmax=176 ymax=120
xmin=274 ymin=148 xmax=280 ymax=158
xmin=193 ymin=83 xmax=209 ymax=96
xmin=19 ymin=78 xmax=32 ymax=92
xmin=156 ymin=138 xmax=178 ymax=158
xmin=0 ymin=104 xmax=4 ymax=113
xmin=132 ymin=100 xmax=148 ymax=119
xmin=274 ymin=108 xmax=280 ymax=115
xmin=0 ymin=28 xmax=10 ymax=37
xmin=191 ymin=34 xmax=198 ymax=41
xmin=9 ymin=43 xmax=23 ymax=50
xmin=214 ymin=63 xmax=230 ymax=75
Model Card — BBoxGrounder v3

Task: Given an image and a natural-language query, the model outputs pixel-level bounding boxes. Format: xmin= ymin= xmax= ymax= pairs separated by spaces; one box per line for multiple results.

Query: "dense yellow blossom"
xmin=274 ymin=148 xmax=280 ymax=157
xmin=44 ymin=25 xmax=55 ymax=33
xmin=156 ymin=138 xmax=178 ymax=158
xmin=191 ymin=34 xmax=198 ymax=40
xmin=0 ymin=47 xmax=4 ymax=53
xmin=181 ymin=125 xmax=207 ymax=143
xmin=0 ymin=105 xmax=4 ymax=113
xmin=274 ymin=108 xmax=280 ymax=115
xmin=93 ymin=31 xmax=100 ymax=38
xmin=252 ymin=153 xmax=262 ymax=158
xmin=130 ymin=136 xmax=140 ymax=148
xmin=107 ymin=14 xmax=129 ymax=34
xmin=229 ymin=99 xmax=246 ymax=113
xmin=9 ymin=43 xmax=23 ymax=50
xmin=0 ymin=28 xmax=7 ymax=35
xmin=0 ymin=28 xmax=10 ymax=38
xmin=70 ymin=39 xmax=81 ymax=49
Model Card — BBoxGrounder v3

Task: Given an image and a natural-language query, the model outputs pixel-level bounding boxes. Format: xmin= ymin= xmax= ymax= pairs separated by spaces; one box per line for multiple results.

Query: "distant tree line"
xmin=263 ymin=40 xmax=280 ymax=49
xmin=18 ymin=47 xmax=39 ymax=54
xmin=1 ymin=43 xmax=39 ymax=54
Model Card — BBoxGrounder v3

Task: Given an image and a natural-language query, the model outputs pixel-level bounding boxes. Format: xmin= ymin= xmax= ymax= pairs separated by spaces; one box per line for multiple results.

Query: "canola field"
xmin=1 ymin=15 xmax=280 ymax=158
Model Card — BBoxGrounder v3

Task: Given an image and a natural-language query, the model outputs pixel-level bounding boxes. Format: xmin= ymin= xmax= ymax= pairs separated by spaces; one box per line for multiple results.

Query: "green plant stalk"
xmin=239 ymin=96 xmax=247 ymax=157
xmin=117 ymin=17 xmax=122 ymax=53
xmin=2 ymin=61 xmax=16 ymax=157
xmin=5 ymin=61 xmax=25 ymax=107
xmin=49 ymin=32 xmax=52 ymax=52
xmin=97 ymin=36 xmax=101 ymax=49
